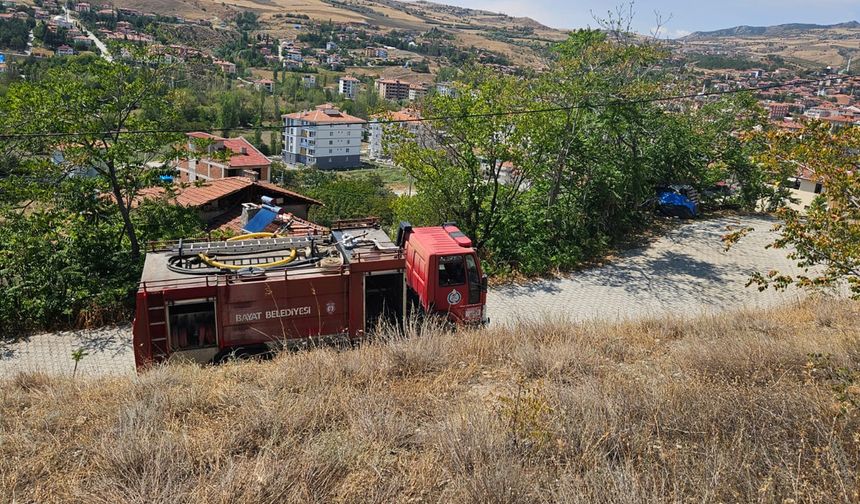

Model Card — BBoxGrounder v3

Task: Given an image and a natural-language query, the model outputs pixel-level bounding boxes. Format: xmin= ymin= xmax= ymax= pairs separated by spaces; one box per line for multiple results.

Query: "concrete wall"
xmin=314 ymin=154 xmax=361 ymax=170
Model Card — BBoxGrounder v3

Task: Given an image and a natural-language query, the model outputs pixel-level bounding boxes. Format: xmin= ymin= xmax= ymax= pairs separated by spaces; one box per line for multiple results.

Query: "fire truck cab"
xmin=398 ymin=222 xmax=488 ymax=325
xmin=131 ymin=219 xmax=487 ymax=370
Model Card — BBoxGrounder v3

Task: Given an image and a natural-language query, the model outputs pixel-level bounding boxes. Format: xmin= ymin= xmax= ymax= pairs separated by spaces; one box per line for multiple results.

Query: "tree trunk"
xmin=107 ymin=164 xmax=140 ymax=261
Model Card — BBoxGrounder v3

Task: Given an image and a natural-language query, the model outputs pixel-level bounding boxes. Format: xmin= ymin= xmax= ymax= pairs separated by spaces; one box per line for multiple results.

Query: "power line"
xmin=0 ymin=74 xmax=856 ymax=140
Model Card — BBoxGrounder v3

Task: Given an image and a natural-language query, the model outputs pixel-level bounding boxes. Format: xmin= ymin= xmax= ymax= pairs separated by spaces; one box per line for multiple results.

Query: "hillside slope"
xmin=106 ymin=0 xmax=568 ymax=67
xmin=2 ymin=299 xmax=858 ymax=502
xmin=686 ymin=20 xmax=860 ymax=39
xmin=679 ymin=20 xmax=860 ymax=69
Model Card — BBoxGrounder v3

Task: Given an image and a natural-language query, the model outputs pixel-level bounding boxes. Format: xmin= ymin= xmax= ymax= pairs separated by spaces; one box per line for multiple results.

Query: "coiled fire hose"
xmin=198 ymin=233 xmax=297 ymax=270
xmin=197 ymin=248 xmax=298 ymax=271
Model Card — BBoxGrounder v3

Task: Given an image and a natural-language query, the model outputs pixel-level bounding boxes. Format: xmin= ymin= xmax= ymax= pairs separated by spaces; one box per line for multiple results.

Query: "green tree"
xmin=388 ymin=28 xmax=765 ymax=275
xmin=728 ymin=122 xmax=860 ymax=297
xmin=219 ymin=91 xmax=242 ymax=133
xmin=273 ymin=166 xmax=396 ymax=227
xmin=2 ymin=58 xmax=182 ymax=260
xmin=388 ymin=70 xmax=528 ymax=250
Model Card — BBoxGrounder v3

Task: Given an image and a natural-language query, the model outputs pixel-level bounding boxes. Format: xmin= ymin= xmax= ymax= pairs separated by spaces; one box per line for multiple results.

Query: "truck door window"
xmin=465 ymin=254 xmax=481 ymax=305
xmin=438 ymin=255 xmax=465 ymax=286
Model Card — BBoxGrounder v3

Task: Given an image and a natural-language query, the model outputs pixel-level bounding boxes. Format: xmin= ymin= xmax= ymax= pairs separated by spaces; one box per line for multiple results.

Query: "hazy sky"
xmin=429 ymin=0 xmax=860 ymax=37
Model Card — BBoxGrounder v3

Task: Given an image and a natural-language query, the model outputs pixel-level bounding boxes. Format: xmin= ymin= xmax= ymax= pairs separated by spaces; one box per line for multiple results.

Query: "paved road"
xmin=0 ymin=216 xmax=805 ymax=378
xmin=64 ymin=6 xmax=113 ymax=62
xmin=0 ymin=325 xmax=133 ymax=378
xmin=487 ymin=215 xmax=805 ymax=325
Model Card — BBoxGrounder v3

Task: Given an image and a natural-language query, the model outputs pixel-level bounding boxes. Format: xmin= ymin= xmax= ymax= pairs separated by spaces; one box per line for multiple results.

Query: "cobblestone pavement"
xmin=0 ymin=325 xmax=134 ymax=378
xmin=487 ymin=215 xmax=807 ymax=326
xmin=0 ymin=216 xmax=806 ymax=377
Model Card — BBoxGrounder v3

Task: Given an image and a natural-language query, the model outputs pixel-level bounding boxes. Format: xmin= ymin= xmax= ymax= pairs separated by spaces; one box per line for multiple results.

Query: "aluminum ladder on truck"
xmin=142 ymin=290 xmax=169 ymax=363
xmin=170 ymin=236 xmax=324 ymax=272
xmin=173 ymin=236 xmax=320 ymax=256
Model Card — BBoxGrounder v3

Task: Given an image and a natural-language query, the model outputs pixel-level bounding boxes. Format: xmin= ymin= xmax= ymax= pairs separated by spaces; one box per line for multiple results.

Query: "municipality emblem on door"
xmin=447 ymin=290 xmax=461 ymax=305
xmin=326 ymin=302 xmax=336 ymax=314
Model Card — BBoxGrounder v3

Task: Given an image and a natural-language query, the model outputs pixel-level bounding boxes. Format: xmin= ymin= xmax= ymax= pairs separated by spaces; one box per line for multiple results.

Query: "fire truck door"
xmin=437 ymin=254 xmax=469 ymax=310
xmin=364 ymin=271 xmax=405 ymax=334
xmin=167 ymin=299 xmax=219 ymax=362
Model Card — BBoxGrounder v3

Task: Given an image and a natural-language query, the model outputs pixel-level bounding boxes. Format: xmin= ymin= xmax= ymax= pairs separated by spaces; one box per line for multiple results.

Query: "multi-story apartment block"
xmin=254 ymin=78 xmax=274 ymax=93
xmin=364 ymin=47 xmax=388 ymax=59
xmin=408 ymin=83 xmax=429 ymax=101
xmin=178 ymin=132 xmax=272 ymax=183
xmin=375 ymin=79 xmax=411 ymax=101
xmin=368 ymin=108 xmax=425 ymax=160
xmin=338 ymin=76 xmax=360 ymax=99
xmin=435 ymin=82 xmax=458 ymax=97
xmin=768 ymin=102 xmax=791 ymax=120
xmin=283 ymin=105 xmax=365 ymax=169
xmin=214 ymin=60 xmax=236 ymax=74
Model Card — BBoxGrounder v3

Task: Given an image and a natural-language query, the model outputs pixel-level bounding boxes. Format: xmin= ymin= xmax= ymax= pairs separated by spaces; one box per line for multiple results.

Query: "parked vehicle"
xmin=131 ymin=219 xmax=487 ymax=370
xmin=655 ymin=185 xmax=700 ymax=219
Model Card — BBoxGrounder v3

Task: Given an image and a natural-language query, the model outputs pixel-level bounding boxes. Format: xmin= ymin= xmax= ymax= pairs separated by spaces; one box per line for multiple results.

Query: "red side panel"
xmin=132 ymin=290 xmax=168 ymax=369
xmin=218 ymin=275 xmax=350 ymax=345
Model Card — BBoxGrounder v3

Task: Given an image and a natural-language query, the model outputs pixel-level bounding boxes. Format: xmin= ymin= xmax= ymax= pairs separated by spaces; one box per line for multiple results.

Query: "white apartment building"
xmin=368 ymin=109 xmax=423 ymax=160
xmin=338 ymin=76 xmax=360 ymax=99
xmin=283 ymin=105 xmax=365 ymax=169
xmin=408 ymin=83 xmax=429 ymax=101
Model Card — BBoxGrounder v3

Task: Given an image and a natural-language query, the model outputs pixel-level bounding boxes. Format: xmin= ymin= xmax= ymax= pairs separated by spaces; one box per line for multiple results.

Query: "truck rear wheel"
xmin=213 ymin=345 xmax=270 ymax=364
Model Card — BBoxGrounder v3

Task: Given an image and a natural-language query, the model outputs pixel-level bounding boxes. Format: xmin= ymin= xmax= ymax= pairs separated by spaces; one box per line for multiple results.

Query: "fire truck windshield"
xmin=438 ymin=255 xmax=466 ymax=286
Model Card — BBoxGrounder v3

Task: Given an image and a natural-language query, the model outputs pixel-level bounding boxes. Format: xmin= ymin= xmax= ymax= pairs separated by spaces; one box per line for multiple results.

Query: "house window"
xmin=329 ymin=140 xmax=333 ymax=145
xmin=814 ymin=183 xmax=823 ymax=194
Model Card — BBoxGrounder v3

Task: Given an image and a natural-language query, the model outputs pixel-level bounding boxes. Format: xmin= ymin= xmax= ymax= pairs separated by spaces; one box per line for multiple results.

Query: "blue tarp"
xmin=658 ymin=191 xmax=698 ymax=217
xmin=243 ymin=208 xmax=279 ymax=233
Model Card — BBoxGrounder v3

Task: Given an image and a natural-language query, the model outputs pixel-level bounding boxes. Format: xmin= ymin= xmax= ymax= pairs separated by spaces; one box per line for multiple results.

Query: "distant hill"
xmin=685 ymin=21 xmax=860 ymax=39
xmin=680 ymin=20 xmax=860 ymax=69
xmin=105 ymin=0 xmax=568 ymax=68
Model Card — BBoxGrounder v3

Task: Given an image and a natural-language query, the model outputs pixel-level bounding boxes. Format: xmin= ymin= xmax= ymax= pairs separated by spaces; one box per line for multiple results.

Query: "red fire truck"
xmin=132 ymin=220 xmax=487 ymax=369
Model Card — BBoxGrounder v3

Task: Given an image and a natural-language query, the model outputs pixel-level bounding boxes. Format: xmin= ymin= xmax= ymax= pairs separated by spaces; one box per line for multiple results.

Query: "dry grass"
xmin=3 ymin=299 xmax=860 ymax=503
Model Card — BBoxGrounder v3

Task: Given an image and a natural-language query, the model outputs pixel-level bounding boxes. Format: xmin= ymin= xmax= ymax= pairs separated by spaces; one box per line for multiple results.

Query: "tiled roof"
xmin=134 ymin=177 xmax=322 ymax=208
xmin=775 ymin=121 xmax=804 ymax=130
xmin=372 ymin=108 xmax=420 ymax=122
xmin=283 ymin=107 xmax=366 ymax=124
xmin=213 ymin=209 xmax=329 ymax=235
xmin=797 ymin=166 xmax=820 ymax=182
xmin=255 ymin=180 xmax=324 ymax=206
xmin=824 ymin=115 xmax=859 ymax=124
xmin=186 ymin=132 xmax=270 ymax=168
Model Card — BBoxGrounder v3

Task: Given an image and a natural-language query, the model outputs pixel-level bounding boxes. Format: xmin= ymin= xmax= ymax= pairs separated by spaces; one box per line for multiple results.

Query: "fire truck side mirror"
xmin=395 ymin=221 xmax=413 ymax=247
xmin=481 ymin=274 xmax=488 ymax=292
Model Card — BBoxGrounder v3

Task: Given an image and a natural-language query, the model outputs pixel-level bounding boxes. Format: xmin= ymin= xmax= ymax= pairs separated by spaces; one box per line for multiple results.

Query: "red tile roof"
xmin=186 ymin=132 xmax=270 ymax=168
xmin=774 ymin=120 xmax=804 ymax=130
xmin=214 ymin=209 xmax=329 ymax=235
xmin=372 ymin=108 xmax=420 ymax=122
xmin=283 ymin=107 xmax=366 ymax=125
xmin=134 ymin=177 xmax=322 ymax=208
